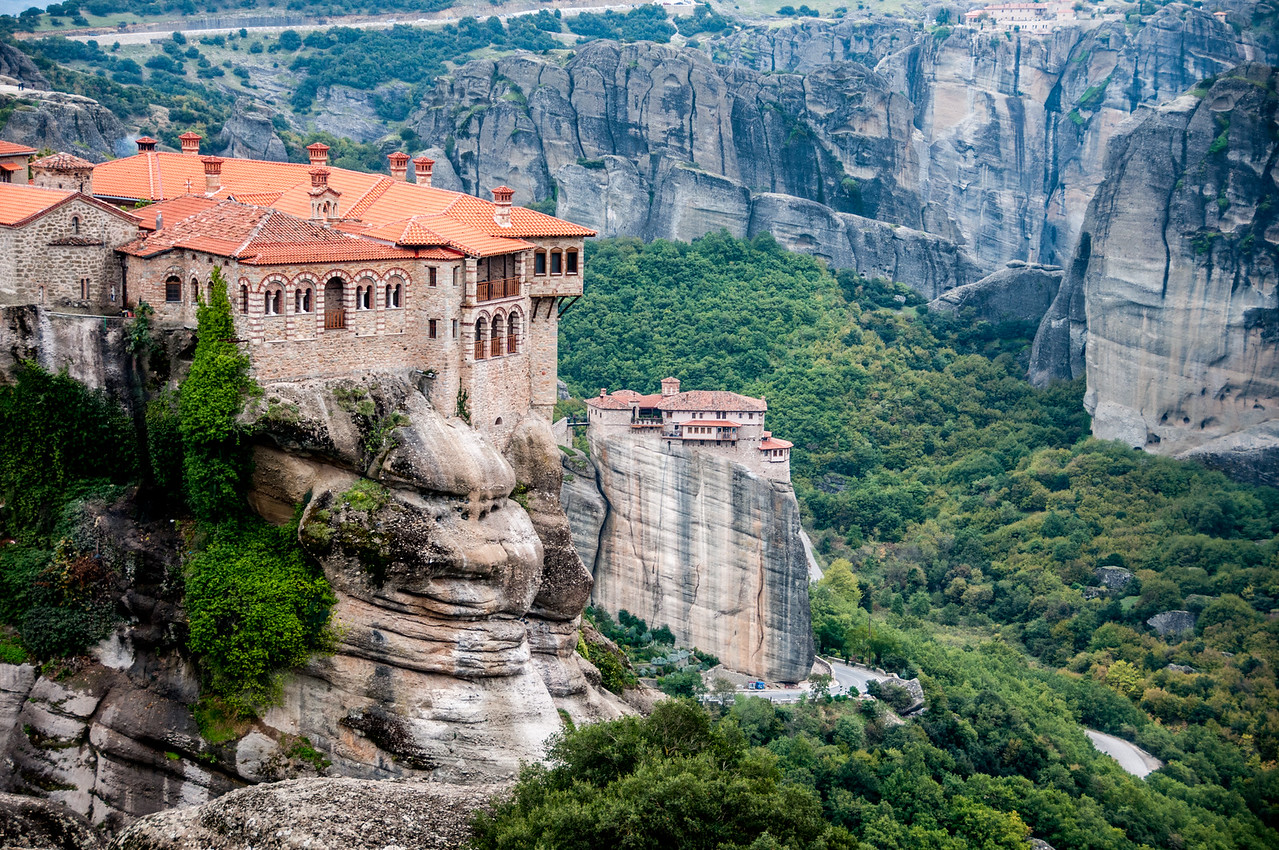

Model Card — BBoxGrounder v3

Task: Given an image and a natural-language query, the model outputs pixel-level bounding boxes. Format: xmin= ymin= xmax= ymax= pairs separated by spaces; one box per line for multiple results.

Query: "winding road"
xmin=1085 ymin=729 xmax=1164 ymax=778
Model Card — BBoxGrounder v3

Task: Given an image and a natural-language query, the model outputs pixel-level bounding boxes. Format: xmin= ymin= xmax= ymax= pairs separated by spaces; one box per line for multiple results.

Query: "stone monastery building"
xmin=0 ymin=134 xmax=595 ymax=428
xmin=586 ymin=377 xmax=793 ymax=480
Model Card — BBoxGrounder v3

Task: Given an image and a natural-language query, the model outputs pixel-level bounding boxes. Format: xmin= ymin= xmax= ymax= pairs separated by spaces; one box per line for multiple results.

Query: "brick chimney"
xmin=387 ymin=151 xmax=409 ymax=182
xmin=202 ymin=156 xmax=223 ymax=195
xmin=308 ymin=167 xmax=341 ymax=221
xmin=412 ymin=156 xmax=434 ymax=187
xmin=306 ymin=142 xmax=330 ymax=167
xmin=178 ymin=131 xmax=201 ymax=155
xmin=491 ymin=185 xmax=514 ymax=228
xmin=135 ymin=136 xmax=157 ymax=153
xmin=661 ymin=376 xmax=681 ymax=397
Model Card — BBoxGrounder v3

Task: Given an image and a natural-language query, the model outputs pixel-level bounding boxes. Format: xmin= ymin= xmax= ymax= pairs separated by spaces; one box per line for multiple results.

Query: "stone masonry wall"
xmin=1 ymin=199 xmax=137 ymax=309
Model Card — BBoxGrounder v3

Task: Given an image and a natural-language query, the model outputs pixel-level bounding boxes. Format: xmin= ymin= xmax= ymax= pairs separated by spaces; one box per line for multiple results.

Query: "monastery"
xmin=0 ymin=134 xmax=595 ymax=429
xmin=586 ymin=377 xmax=793 ymax=480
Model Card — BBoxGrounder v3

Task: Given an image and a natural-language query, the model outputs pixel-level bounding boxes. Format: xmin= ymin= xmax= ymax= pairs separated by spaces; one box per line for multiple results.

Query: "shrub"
xmin=184 ymin=518 xmax=336 ymax=712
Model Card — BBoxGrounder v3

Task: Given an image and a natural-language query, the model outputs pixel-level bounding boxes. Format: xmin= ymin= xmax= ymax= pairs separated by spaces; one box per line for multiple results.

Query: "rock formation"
xmin=0 ymin=42 xmax=50 ymax=90
xmin=1062 ymin=65 xmax=1279 ymax=478
xmin=0 ymin=791 xmax=101 ymax=850
xmin=216 ymin=101 xmax=288 ymax=162
xmin=562 ymin=436 xmax=814 ymax=683
xmin=111 ymin=777 xmax=492 ymax=850
xmin=929 ymin=263 xmax=1063 ymax=325
xmin=407 ymin=8 xmax=1260 ymax=285
xmin=0 ymin=90 xmax=127 ymax=162
xmin=0 ymin=369 xmax=629 ymax=827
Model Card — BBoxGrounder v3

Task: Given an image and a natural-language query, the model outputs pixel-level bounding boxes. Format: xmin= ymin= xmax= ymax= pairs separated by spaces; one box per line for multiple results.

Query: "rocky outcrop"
xmin=0 ymin=91 xmax=127 ymax=162
xmin=110 ymin=777 xmax=492 ymax=850
xmin=407 ymin=9 xmax=1259 ymax=286
xmin=0 ymin=42 xmax=50 ymax=90
xmin=216 ymin=101 xmax=288 ymax=162
xmin=1147 ymin=610 xmax=1197 ymax=638
xmin=1069 ymin=66 xmax=1279 ymax=471
xmin=930 ymin=263 xmax=1063 ymax=325
xmin=563 ymin=436 xmax=814 ymax=683
xmin=0 ymin=791 xmax=101 ymax=850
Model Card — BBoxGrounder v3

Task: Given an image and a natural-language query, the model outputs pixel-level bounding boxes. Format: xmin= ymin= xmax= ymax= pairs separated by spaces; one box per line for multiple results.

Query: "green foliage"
xmin=340 ymin=479 xmax=389 ymax=513
xmin=183 ymin=517 xmax=336 ymax=712
xmin=576 ymin=626 xmax=637 ymax=694
xmin=145 ymin=389 xmax=183 ymax=497
xmin=0 ymin=362 xmax=136 ymax=538
xmin=567 ymin=5 xmax=675 ymax=43
xmin=179 ymin=267 xmax=252 ymax=521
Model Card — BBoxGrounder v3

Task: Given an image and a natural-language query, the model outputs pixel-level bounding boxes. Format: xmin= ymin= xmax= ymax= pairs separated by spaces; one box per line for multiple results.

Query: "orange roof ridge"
xmin=235 ymin=202 xmax=276 ymax=257
xmin=345 ymin=176 xmax=394 ymax=219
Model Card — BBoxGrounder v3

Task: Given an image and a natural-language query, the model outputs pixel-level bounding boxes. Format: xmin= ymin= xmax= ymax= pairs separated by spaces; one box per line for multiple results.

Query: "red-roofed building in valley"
xmin=76 ymin=132 xmax=597 ymax=426
xmin=585 ymin=377 xmax=792 ymax=479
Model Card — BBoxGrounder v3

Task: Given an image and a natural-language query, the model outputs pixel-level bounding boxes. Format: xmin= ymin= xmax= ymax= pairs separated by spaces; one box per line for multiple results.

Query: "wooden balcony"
xmin=325 ymin=308 xmax=346 ymax=329
xmin=507 ymin=333 xmax=518 ymax=354
xmin=491 ymin=335 xmax=504 ymax=357
xmin=477 ymin=277 xmax=521 ymax=303
xmin=474 ymin=340 xmax=486 ymax=360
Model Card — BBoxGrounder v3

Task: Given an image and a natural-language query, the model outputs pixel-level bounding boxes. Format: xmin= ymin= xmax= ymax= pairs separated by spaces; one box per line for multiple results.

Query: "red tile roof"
xmin=759 ymin=437 xmax=793 ymax=450
xmin=657 ymin=390 xmax=767 ymax=412
xmin=92 ymin=151 xmax=595 ymax=256
xmin=0 ymin=141 xmax=37 ymax=157
xmin=0 ymin=183 xmax=137 ymax=228
xmin=133 ymin=195 xmax=220 ymax=231
xmin=585 ymin=392 xmax=634 ymax=410
xmin=682 ymin=420 xmax=741 ymax=428
xmin=120 ymin=198 xmax=420 ymax=265
xmin=31 ymin=152 xmax=94 ymax=170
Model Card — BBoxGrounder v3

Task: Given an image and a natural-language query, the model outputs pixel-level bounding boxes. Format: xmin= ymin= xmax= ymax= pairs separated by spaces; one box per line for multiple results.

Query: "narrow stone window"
xmin=534 ymin=251 xmax=546 ymax=275
xmin=550 ymin=250 xmax=562 ymax=275
xmin=429 ymin=318 xmax=438 ymax=339
xmin=452 ymin=318 xmax=458 ymax=339
xmin=240 ymin=285 xmax=248 ymax=314
xmin=191 ymin=278 xmax=200 ymax=303
xmin=566 ymin=249 xmax=578 ymax=274
xmin=80 ymin=278 xmax=88 ymax=299
xmin=453 ymin=266 xmax=459 ymax=287
xmin=304 ymin=288 xmax=312 ymax=312
xmin=71 ymin=216 xmax=80 ymax=235
xmin=429 ymin=267 xmax=437 ymax=287
xmin=165 ymin=276 xmax=181 ymax=302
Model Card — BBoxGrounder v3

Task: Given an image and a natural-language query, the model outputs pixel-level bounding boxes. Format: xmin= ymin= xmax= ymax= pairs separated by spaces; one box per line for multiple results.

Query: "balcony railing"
xmin=325 ymin=308 xmax=346 ymax=329
xmin=477 ymin=277 xmax=521 ymax=303
xmin=491 ymin=335 xmax=504 ymax=357
xmin=631 ymin=417 xmax=663 ymax=429
xmin=507 ymin=333 xmax=518 ymax=354
xmin=474 ymin=340 xmax=486 ymax=360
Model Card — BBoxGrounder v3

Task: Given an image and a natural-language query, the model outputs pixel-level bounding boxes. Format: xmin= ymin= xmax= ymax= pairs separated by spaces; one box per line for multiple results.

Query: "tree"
xmin=178 ymin=266 xmax=252 ymax=520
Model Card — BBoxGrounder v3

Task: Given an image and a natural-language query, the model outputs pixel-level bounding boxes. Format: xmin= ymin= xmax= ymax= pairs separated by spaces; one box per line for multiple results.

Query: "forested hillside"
xmin=556 ymin=233 xmax=1279 ymax=849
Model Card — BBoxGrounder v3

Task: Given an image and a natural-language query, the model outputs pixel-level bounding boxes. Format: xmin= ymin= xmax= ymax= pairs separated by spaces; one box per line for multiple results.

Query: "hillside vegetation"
xmin=557 ymin=233 xmax=1279 ymax=848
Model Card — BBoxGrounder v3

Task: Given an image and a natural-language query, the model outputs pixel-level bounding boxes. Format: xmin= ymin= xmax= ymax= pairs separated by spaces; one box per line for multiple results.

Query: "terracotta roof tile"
xmin=31 ymin=152 xmax=94 ymax=170
xmin=759 ymin=437 xmax=793 ymax=450
xmin=133 ymin=195 xmax=220 ymax=230
xmin=585 ymin=393 xmax=633 ymax=410
xmin=92 ymin=151 xmax=596 ymax=250
xmin=0 ymin=141 xmax=37 ymax=157
xmin=657 ymin=390 xmax=768 ymax=412
xmin=0 ymin=183 xmax=75 ymax=226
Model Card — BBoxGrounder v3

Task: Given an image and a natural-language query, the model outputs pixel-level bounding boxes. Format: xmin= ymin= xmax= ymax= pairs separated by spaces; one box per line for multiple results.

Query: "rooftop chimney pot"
xmin=387 ymin=151 xmax=410 ymax=183
xmin=492 ymin=185 xmax=514 ymax=228
xmin=178 ymin=131 xmax=201 ymax=155
xmin=661 ymin=377 xmax=681 ymax=397
xmin=306 ymin=142 xmax=330 ymax=166
xmin=201 ymin=155 xmax=224 ymax=195
xmin=412 ymin=156 xmax=435 ymax=188
xmin=135 ymin=136 xmax=157 ymax=153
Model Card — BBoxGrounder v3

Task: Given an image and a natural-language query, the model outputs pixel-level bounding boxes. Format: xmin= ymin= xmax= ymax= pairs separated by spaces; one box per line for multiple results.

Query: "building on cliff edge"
xmin=585 ymin=377 xmax=793 ymax=480
xmin=2 ymin=135 xmax=596 ymax=431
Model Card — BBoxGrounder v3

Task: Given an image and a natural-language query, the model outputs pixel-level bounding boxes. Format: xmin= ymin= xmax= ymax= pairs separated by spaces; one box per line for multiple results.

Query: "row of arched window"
xmin=239 ymin=276 xmax=408 ymax=317
xmin=474 ymin=310 xmax=523 ymax=360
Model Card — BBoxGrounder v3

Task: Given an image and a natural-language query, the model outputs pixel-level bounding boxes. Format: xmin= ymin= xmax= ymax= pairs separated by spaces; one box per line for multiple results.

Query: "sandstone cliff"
xmin=0 ymin=366 xmax=629 ymax=828
xmin=1063 ymin=64 xmax=1279 ymax=480
xmin=562 ymin=436 xmax=814 ymax=684
xmin=405 ymin=8 xmax=1259 ymax=288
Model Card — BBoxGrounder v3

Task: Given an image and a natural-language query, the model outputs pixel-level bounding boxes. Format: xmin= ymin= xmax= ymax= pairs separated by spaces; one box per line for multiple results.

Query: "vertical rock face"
xmin=563 ymin=436 xmax=814 ymax=683
xmin=0 ymin=91 xmax=127 ymax=163
xmin=1073 ymin=65 xmax=1279 ymax=477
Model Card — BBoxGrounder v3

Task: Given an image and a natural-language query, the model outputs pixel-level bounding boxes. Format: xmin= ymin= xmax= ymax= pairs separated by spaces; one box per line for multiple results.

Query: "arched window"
xmin=303 ymin=287 xmax=312 ymax=312
xmin=550 ymin=249 xmax=562 ymax=275
xmin=355 ymin=285 xmax=364 ymax=310
xmin=507 ymin=310 xmax=521 ymax=354
xmin=191 ymin=278 xmax=200 ymax=304
xmin=264 ymin=288 xmax=281 ymax=315
xmin=71 ymin=216 xmax=80 ymax=235
xmin=356 ymin=280 xmax=373 ymax=310
xmin=240 ymin=285 xmax=248 ymax=314
xmin=294 ymin=286 xmax=313 ymax=314
xmin=491 ymin=314 xmax=504 ymax=357
xmin=296 ymin=288 xmax=303 ymax=313
xmin=385 ymin=284 xmax=392 ymax=309
xmin=474 ymin=316 xmax=487 ymax=360
xmin=165 ymin=276 xmax=181 ymax=302
xmin=566 ymin=248 xmax=579 ymax=275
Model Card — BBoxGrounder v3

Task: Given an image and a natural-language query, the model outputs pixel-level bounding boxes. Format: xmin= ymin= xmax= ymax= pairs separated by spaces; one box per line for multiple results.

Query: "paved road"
xmin=1085 ymin=729 xmax=1163 ymax=778
xmin=63 ymin=2 xmax=652 ymax=45
xmin=824 ymin=658 xmax=889 ymax=696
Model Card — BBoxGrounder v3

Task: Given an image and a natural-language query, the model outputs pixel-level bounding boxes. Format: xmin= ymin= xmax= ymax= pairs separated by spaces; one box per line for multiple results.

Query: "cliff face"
xmin=1066 ymin=65 xmax=1279 ymax=481
xmin=562 ymin=436 xmax=814 ymax=684
xmin=408 ymin=8 xmax=1257 ymax=286
xmin=0 ymin=90 xmax=128 ymax=162
xmin=0 ymin=370 xmax=628 ymax=828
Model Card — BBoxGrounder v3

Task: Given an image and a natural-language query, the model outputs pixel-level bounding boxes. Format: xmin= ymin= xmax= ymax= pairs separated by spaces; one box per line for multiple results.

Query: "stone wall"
xmin=1 ymin=198 xmax=137 ymax=309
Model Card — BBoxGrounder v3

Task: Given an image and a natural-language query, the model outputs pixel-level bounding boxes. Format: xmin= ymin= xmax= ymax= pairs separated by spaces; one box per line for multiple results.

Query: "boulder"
xmin=929 ymin=264 xmax=1063 ymax=325
xmin=1147 ymin=610 xmax=1197 ymax=638
xmin=0 ymin=791 xmax=101 ymax=850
